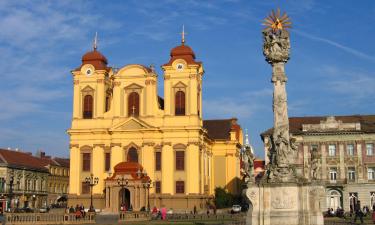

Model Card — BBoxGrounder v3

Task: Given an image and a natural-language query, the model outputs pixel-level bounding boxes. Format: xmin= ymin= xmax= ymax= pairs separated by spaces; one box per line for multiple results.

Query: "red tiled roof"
xmin=261 ymin=114 xmax=375 ymax=137
xmin=0 ymin=149 xmax=48 ymax=172
xmin=53 ymin=158 xmax=70 ymax=168
xmin=203 ymin=118 xmax=241 ymax=141
xmin=107 ymin=162 xmax=149 ymax=181
xmin=76 ymin=49 xmax=110 ymax=71
xmin=163 ymin=44 xmax=201 ymax=66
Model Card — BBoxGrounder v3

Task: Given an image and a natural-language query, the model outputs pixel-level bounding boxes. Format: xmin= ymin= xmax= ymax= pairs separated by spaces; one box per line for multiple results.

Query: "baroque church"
xmin=67 ymin=33 xmax=243 ymax=212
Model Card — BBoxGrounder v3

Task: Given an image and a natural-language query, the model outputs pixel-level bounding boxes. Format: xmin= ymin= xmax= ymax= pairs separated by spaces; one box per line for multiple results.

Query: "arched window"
xmin=128 ymin=92 xmax=139 ymax=117
xmin=105 ymin=95 xmax=111 ymax=112
xmin=127 ymin=147 xmax=138 ymax=163
xmin=175 ymin=91 xmax=185 ymax=116
xmin=83 ymin=95 xmax=93 ymax=119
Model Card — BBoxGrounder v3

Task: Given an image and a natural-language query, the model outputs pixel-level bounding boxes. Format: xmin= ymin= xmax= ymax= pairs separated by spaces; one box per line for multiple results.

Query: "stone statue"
xmin=310 ymin=148 xmax=320 ymax=180
xmin=242 ymin=146 xmax=255 ymax=184
xmin=263 ymin=29 xmax=290 ymax=64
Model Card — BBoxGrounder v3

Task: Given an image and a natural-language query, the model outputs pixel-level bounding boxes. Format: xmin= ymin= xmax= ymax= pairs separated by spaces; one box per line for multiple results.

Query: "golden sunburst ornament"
xmin=263 ymin=8 xmax=291 ymax=33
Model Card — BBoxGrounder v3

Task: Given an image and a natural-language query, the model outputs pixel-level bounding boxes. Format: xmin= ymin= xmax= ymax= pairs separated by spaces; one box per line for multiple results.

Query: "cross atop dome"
xmin=180 ymin=25 xmax=187 ymax=45
xmin=93 ymin=32 xmax=98 ymax=50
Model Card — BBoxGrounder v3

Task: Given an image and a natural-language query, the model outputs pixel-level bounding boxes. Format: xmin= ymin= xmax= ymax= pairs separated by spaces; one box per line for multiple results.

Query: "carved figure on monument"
xmin=242 ymin=146 xmax=255 ymax=184
xmin=310 ymin=148 xmax=320 ymax=180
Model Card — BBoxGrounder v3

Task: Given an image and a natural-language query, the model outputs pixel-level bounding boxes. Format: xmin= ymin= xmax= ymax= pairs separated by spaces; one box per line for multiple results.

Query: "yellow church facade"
xmin=67 ymin=36 xmax=243 ymax=212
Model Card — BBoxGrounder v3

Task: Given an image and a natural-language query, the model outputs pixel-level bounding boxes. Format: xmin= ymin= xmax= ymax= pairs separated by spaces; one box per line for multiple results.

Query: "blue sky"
xmin=0 ymin=0 xmax=374 ymax=158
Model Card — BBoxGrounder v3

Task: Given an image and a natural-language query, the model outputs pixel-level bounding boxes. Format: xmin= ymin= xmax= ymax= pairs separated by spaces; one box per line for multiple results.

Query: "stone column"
xmin=111 ymin=144 xmax=122 ymax=169
xmin=321 ymin=145 xmax=327 ymax=180
xmin=112 ymin=81 xmax=121 ymax=117
xmin=73 ymin=80 xmax=80 ymax=118
xmin=69 ymin=145 xmax=80 ymax=194
xmin=161 ymin=144 xmax=173 ymax=194
xmin=96 ymin=78 xmax=105 ymax=118
xmin=303 ymin=145 xmax=309 ymax=179
xmin=93 ymin=144 xmax=105 ymax=193
xmin=187 ymin=143 xmax=199 ymax=194
xmin=339 ymin=144 xmax=345 ymax=180
xmin=357 ymin=143 xmax=363 ymax=182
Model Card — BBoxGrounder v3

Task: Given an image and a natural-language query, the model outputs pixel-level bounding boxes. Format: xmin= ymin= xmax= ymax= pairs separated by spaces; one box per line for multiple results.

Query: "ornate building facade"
xmin=67 ymin=37 xmax=243 ymax=212
xmin=262 ymin=115 xmax=375 ymax=211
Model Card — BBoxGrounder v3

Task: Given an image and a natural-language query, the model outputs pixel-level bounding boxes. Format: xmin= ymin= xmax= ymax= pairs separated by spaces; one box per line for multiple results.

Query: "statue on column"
xmin=262 ymin=9 xmax=298 ymax=182
xmin=242 ymin=146 xmax=255 ymax=184
xmin=310 ymin=148 xmax=320 ymax=180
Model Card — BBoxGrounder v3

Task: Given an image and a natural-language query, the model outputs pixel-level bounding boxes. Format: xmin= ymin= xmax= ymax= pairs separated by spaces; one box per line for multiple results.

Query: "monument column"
xmin=244 ymin=9 xmax=324 ymax=225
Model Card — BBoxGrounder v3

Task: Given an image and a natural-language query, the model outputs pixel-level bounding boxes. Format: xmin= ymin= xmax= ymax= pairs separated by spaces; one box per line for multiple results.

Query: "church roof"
xmin=261 ymin=114 xmax=375 ymax=138
xmin=76 ymin=49 xmax=110 ymax=71
xmin=163 ymin=44 xmax=201 ymax=66
xmin=203 ymin=118 xmax=241 ymax=141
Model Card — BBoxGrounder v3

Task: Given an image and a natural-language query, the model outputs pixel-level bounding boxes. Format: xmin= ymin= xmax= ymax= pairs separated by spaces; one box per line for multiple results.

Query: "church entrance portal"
xmin=119 ymin=188 xmax=130 ymax=210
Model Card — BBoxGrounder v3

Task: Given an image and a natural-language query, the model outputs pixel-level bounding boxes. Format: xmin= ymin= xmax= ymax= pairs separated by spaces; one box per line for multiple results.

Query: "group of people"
xmin=151 ymin=206 xmax=168 ymax=220
xmin=326 ymin=201 xmax=375 ymax=224
xmin=67 ymin=204 xmax=86 ymax=219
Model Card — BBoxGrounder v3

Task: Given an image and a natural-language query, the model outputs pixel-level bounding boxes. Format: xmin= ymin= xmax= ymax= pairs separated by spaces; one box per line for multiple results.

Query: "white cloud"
xmin=294 ymin=29 xmax=375 ymax=62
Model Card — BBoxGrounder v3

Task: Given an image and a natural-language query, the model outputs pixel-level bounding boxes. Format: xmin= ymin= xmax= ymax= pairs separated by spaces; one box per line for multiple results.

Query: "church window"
xmin=155 ymin=152 xmax=161 ymax=171
xmin=175 ymin=91 xmax=185 ymax=116
xmin=81 ymin=182 xmax=90 ymax=194
xmin=155 ymin=181 xmax=161 ymax=194
xmin=328 ymin=144 xmax=336 ymax=157
xmin=176 ymin=151 xmax=185 ymax=171
xmin=127 ymin=147 xmax=138 ymax=163
xmin=128 ymin=92 xmax=139 ymax=117
xmin=176 ymin=181 xmax=185 ymax=194
xmin=105 ymin=152 xmax=111 ymax=172
xmin=105 ymin=95 xmax=111 ymax=112
xmin=83 ymin=95 xmax=93 ymax=119
xmin=82 ymin=153 xmax=91 ymax=171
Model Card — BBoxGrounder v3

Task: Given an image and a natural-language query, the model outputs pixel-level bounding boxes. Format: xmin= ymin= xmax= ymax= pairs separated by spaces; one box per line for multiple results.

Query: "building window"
xmin=176 ymin=151 xmax=185 ymax=171
xmin=155 ymin=181 xmax=161 ymax=194
xmin=368 ymin=168 xmax=375 ymax=180
xmin=155 ymin=152 xmax=161 ymax=171
xmin=347 ymin=144 xmax=354 ymax=156
xmin=349 ymin=192 xmax=358 ymax=211
xmin=329 ymin=168 xmax=337 ymax=182
xmin=348 ymin=167 xmax=356 ymax=181
xmin=105 ymin=95 xmax=111 ymax=112
xmin=175 ymin=91 xmax=185 ymax=116
xmin=83 ymin=95 xmax=93 ymax=119
xmin=82 ymin=153 xmax=91 ymax=171
xmin=328 ymin=144 xmax=336 ymax=157
xmin=127 ymin=147 xmax=138 ymax=163
xmin=366 ymin=143 xmax=374 ymax=156
xmin=311 ymin=144 xmax=318 ymax=151
xmin=105 ymin=152 xmax=111 ymax=172
xmin=82 ymin=182 xmax=90 ymax=194
xmin=128 ymin=92 xmax=139 ymax=117
xmin=176 ymin=181 xmax=185 ymax=194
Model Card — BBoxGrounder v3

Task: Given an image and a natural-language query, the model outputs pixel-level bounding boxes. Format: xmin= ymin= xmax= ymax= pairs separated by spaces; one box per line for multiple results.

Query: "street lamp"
xmin=84 ymin=174 xmax=99 ymax=212
xmin=117 ymin=176 xmax=129 ymax=210
xmin=143 ymin=179 xmax=152 ymax=211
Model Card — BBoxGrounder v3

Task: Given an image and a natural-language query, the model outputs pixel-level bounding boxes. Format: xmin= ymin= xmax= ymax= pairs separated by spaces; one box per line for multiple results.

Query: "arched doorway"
xmin=127 ymin=147 xmax=138 ymax=163
xmin=119 ymin=188 xmax=131 ymax=210
xmin=326 ymin=189 xmax=342 ymax=209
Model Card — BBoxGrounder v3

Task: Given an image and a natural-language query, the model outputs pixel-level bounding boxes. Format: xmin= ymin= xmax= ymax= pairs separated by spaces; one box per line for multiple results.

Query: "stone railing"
xmin=5 ymin=212 xmax=95 ymax=225
xmin=118 ymin=212 xmax=150 ymax=222
xmin=165 ymin=213 xmax=244 ymax=221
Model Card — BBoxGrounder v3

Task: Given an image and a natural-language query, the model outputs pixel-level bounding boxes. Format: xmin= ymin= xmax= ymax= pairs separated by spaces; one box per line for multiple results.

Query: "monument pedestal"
xmin=244 ymin=182 xmax=324 ymax=225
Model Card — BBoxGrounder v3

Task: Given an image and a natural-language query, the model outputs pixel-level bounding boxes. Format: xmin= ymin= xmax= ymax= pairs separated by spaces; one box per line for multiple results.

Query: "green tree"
xmin=214 ymin=187 xmax=233 ymax=208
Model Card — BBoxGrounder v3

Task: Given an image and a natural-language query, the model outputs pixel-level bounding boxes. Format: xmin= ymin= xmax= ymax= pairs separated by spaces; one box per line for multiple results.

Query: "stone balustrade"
xmin=118 ymin=211 xmax=150 ymax=222
xmin=5 ymin=212 xmax=95 ymax=225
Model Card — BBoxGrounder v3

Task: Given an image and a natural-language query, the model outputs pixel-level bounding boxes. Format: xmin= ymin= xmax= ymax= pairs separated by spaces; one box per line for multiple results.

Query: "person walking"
xmin=354 ymin=200 xmax=364 ymax=224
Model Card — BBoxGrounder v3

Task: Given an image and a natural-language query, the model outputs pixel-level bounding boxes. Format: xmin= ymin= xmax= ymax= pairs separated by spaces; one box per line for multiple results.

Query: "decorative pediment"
xmin=125 ymin=83 xmax=143 ymax=90
xmin=302 ymin=116 xmax=361 ymax=132
xmin=111 ymin=117 xmax=154 ymax=131
xmin=173 ymin=81 xmax=187 ymax=88
xmin=82 ymin=85 xmax=94 ymax=93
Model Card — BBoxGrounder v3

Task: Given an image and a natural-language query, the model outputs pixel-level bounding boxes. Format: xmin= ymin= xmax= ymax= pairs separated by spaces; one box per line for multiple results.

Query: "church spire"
xmin=180 ymin=25 xmax=187 ymax=45
xmin=93 ymin=32 xmax=98 ymax=50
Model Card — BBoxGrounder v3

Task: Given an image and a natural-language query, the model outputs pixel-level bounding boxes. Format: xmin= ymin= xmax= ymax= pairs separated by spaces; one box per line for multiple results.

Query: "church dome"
xmin=80 ymin=49 xmax=109 ymax=71
xmin=164 ymin=43 xmax=200 ymax=66
xmin=170 ymin=44 xmax=196 ymax=59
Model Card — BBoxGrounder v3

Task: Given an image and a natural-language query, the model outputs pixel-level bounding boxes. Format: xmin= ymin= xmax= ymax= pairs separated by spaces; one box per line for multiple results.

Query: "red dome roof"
xmin=76 ymin=49 xmax=109 ymax=71
xmin=164 ymin=43 xmax=201 ymax=66
xmin=170 ymin=45 xmax=196 ymax=58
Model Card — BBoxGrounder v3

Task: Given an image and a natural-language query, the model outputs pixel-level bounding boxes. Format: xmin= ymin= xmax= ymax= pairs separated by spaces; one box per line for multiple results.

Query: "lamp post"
xmin=143 ymin=179 xmax=152 ymax=211
xmin=117 ymin=176 xmax=129 ymax=209
xmin=84 ymin=174 xmax=99 ymax=212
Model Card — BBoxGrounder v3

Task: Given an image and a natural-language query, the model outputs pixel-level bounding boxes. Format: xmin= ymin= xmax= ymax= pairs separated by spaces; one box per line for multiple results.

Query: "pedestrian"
xmin=354 ymin=201 xmax=364 ymax=224
xmin=161 ymin=207 xmax=167 ymax=220
xmin=193 ymin=205 xmax=197 ymax=215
